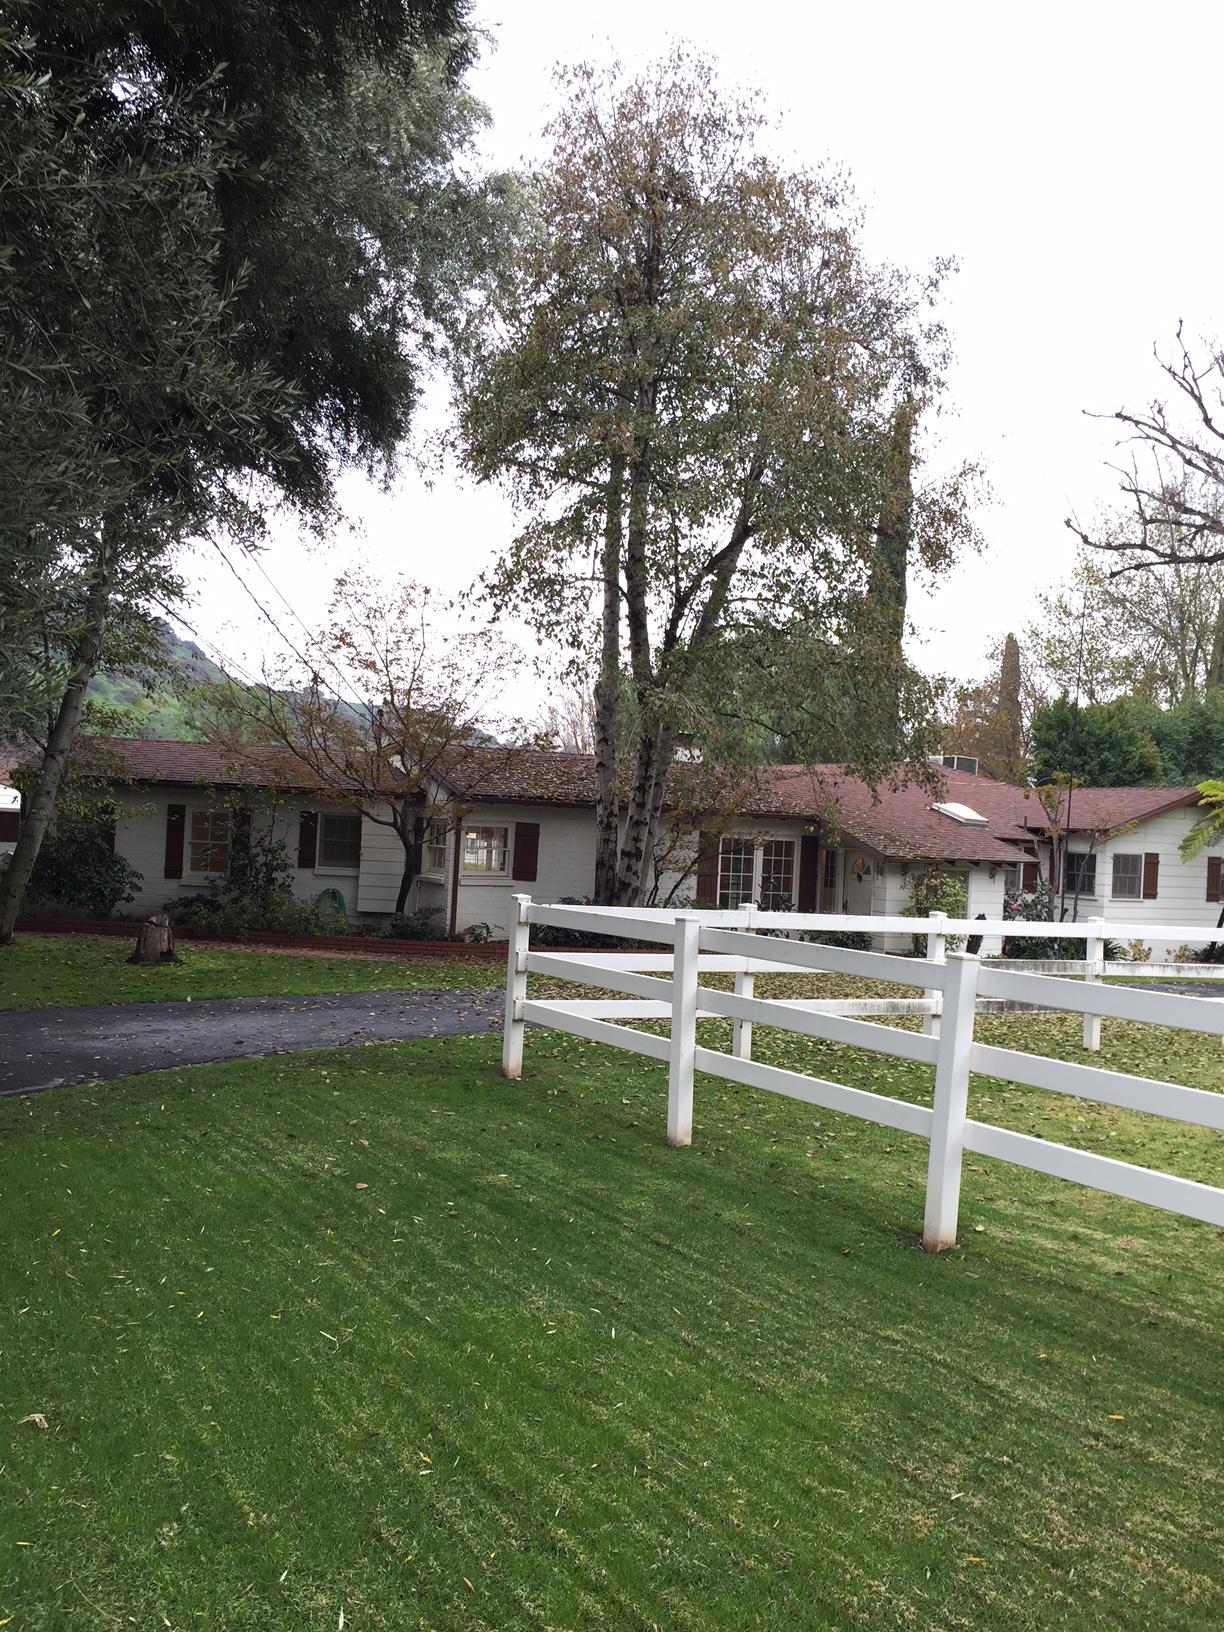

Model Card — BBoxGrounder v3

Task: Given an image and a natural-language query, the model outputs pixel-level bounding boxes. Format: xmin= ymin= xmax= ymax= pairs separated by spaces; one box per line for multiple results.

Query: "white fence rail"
xmin=502 ymin=898 xmax=1224 ymax=1249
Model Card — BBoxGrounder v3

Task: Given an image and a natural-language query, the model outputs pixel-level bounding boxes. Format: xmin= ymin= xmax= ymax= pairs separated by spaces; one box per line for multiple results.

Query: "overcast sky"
xmin=178 ymin=0 xmax=1224 ymax=711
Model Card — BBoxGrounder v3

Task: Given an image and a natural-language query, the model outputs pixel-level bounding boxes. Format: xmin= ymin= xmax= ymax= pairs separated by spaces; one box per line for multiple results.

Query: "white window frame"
xmin=317 ymin=812 xmax=362 ymax=872
xmin=1110 ymin=851 xmax=1143 ymax=901
xmin=188 ymin=807 xmax=231 ymax=877
xmin=462 ymin=824 xmax=510 ymax=878
xmin=422 ymin=820 xmax=448 ymax=878
xmin=717 ymin=834 xmax=798 ymax=911
xmin=1064 ymin=850 xmax=1098 ymax=900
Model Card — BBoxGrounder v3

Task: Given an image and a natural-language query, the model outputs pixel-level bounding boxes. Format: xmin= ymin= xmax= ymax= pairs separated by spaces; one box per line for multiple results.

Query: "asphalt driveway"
xmin=0 ymin=987 xmax=504 ymax=1095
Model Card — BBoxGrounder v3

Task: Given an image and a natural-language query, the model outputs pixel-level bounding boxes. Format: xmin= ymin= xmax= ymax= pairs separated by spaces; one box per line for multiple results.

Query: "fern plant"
xmin=1179 ymin=780 xmax=1224 ymax=860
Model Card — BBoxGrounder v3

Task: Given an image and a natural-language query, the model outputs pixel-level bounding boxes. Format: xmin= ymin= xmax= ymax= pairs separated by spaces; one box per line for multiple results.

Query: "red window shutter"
xmin=164 ymin=804 xmax=185 ymax=879
xmin=1208 ymin=856 xmax=1222 ymax=902
xmin=695 ymin=831 xmax=720 ymax=904
xmin=1142 ymin=851 xmax=1159 ymax=900
xmin=297 ymin=810 xmax=318 ymax=869
xmin=511 ymin=821 xmax=539 ymax=882
xmin=0 ymin=809 xmax=19 ymax=843
xmin=797 ymin=834 xmax=820 ymax=912
xmin=1021 ymin=860 xmax=1039 ymax=892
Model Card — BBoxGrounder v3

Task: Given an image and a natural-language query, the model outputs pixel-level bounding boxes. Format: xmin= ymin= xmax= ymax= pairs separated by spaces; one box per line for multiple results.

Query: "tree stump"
xmin=128 ymin=913 xmax=182 ymax=965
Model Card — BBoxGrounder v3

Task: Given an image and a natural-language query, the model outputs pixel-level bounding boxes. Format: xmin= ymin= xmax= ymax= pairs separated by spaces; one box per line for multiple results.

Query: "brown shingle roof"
xmin=70 ymin=738 xmax=1200 ymax=864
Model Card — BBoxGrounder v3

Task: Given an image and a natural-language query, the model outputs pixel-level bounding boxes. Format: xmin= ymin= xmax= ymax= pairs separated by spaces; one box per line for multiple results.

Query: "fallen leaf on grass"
xmin=355 ymin=1183 xmax=368 ymax=1191
xmin=1107 ymin=1413 xmax=1125 ymax=1420
xmin=18 ymin=1413 xmax=48 ymax=1429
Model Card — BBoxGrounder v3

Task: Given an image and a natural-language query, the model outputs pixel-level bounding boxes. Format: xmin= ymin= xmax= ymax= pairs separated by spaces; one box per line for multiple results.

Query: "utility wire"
xmin=207 ymin=539 xmax=370 ymax=721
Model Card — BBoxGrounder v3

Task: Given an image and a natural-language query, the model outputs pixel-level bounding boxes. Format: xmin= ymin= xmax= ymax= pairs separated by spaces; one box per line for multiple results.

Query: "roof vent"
xmin=929 ymin=753 xmax=978 ymax=775
xmin=931 ymin=800 xmax=988 ymax=828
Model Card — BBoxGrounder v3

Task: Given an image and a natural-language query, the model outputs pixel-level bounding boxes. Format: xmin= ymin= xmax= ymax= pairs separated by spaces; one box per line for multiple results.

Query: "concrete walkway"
xmin=0 ymin=987 xmax=504 ymax=1096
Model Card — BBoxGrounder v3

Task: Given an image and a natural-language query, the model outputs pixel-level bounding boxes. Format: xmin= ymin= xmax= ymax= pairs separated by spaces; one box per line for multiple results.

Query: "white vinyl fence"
xmin=501 ymin=898 xmax=1224 ymax=1250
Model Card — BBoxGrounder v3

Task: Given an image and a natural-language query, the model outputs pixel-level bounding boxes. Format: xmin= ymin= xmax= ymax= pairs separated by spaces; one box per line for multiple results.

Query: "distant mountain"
xmin=85 ymin=622 xmax=259 ymax=740
xmin=84 ymin=621 xmax=370 ymax=740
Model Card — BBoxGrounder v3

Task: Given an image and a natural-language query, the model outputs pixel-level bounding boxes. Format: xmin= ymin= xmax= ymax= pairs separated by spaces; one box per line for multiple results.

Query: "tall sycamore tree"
xmin=459 ymin=51 xmax=975 ymax=905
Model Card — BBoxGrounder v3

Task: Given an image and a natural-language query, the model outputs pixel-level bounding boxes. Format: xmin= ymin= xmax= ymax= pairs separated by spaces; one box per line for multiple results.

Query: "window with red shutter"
xmin=511 ymin=821 xmax=539 ymax=882
xmin=1208 ymin=856 xmax=1222 ymax=902
xmin=1141 ymin=851 xmax=1159 ymax=900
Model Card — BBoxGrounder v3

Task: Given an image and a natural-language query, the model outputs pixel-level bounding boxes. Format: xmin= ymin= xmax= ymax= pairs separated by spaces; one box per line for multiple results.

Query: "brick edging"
xmin=15 ymin=918 xmax=668 ymax=962
xmin=14 ymin=917 xmax=507 ymax=960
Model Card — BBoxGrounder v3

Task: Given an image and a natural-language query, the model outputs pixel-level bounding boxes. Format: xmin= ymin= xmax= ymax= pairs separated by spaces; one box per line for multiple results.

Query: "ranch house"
xmin=18 ymin=738 xmax=1224 ymax=958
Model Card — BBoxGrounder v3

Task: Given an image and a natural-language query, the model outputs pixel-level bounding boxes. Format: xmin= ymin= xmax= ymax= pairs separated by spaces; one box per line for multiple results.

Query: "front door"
xmin=818 ymin=846 xmax=840 ymax=913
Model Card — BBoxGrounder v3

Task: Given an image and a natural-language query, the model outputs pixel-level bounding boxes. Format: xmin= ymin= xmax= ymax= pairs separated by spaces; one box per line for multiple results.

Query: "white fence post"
xmin=921 ymin=950 xmax=980 ymax=1251
xmin=667 ymin=912 xmax=702 ymax=1147
xmin=733 ymin=901 xmax=756 ymax=1059
xmin=501 ymin=893 xmax=531 ymax=1079
xmin=922 ymin=910 xmax=948 ymax=1037
xmin=1083 ymin=916 xmax=1104 ymax=1052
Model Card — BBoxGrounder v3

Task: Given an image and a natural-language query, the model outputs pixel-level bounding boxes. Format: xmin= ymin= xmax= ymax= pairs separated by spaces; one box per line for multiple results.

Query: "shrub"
xmin=903 ymin=867 xmax=968 ymax=954
xmin=383 ymin=906 xmax=447 ymax=940
xmin=26 ymin=806 xmax=143 ymax=919
xmin=528 ymin=896 xmax=643 ymax=950
xmin=999 ymin=882 xmax=1123 ymax=961
xmin=463 ymin=921 xmax=494 ymax=944
xmin=165 ymin=827 xmax=345 ymax=937
xmin=799 ymin=928 xmax=874 ymax=951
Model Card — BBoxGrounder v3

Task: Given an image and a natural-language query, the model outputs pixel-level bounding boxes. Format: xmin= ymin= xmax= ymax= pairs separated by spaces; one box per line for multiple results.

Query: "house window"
xmin=717 ymin=836 xmax=797 ymax=910
xmin=1111 ymin=852 xmax=1142 ymax=900
xmin=189 ymin=809 xmax=230 ymax=875
xmin=759 ymin=839 xmax=796 ymax=911
xmin=1064 ymin=851 xmax=1097 ymax=898
xmin=319 ymin=813 xmax=361 ymax=869
xmin=423 ymin=821 xmax=448 ymax=875
xmin=717 ymin=836 xmax=756 ymax=908
xmin=463 ymin=825 xmax=509 ymax=875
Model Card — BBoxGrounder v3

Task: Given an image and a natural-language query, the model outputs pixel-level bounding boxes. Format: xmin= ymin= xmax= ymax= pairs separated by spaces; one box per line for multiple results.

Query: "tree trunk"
xmin=393 ymin=807 xmax=425 ymax=915
xmin=1207 ymin=596 xmax=1224 ymax=691
xmin=129 ymin=914 xmax=181 ymax=964
xmin=593 ymin=452 xmax=626 ymax=903
xmin=0 ymin=542 xmax=114 ymax=943
xmin=614 ymin=719 xmax=675 ymax=906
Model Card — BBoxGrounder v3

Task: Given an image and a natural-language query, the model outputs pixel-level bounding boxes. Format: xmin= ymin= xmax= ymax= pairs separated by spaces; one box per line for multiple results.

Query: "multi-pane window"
xmin=189 ymin=809 xmax=230 ymax=875
xmin=463 ymin=825 xmax=509 ymax=875
xmin=1064 ymin=852 xmax=1097 ymax=898
xmin=717 ymin=836 xmax=797 ymax=910
xmin=759 ymin=839 xmax=796 ymax=911
xmin=1111 ymin=852 xmax=1142 ymax=900
xmin=717 ymin=836 xmax=756 ymax=909
xmin=423 ymin=821 xmax=448 ymax=875
xmin=319 ymin=813 xmax=362 ymax=869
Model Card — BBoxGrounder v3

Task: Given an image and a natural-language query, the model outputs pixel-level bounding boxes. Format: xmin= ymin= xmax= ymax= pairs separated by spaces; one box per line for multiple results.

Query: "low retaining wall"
xmin=14 ymin=917 xmax=508 ymax=962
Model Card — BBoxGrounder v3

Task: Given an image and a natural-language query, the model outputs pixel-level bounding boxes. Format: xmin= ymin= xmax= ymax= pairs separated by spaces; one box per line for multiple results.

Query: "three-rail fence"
xmin=501 ymin=899 xmax=1224 ymax=1249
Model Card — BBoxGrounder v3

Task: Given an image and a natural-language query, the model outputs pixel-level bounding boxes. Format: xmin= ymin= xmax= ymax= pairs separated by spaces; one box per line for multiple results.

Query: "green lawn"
xmin=0 ymin=935 xmax=498 ymax=1010
xmin=2 ymin=1018 xmax=1221 ymax=1631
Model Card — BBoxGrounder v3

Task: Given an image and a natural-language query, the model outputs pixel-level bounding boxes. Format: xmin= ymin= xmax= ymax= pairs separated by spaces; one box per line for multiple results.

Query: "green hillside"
xmin=85 ymin=623 xmax=253 ymax=740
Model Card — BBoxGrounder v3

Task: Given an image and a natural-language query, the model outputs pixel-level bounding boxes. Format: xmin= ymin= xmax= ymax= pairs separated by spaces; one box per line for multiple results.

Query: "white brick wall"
xmin=115 ymin=791 xmax=362 ymax=918
xmin=101 ymin=784 xmax=1224 ymax=954
xmin=1060 ymin=808 xmax=1222 ymax=958
xmin=452 ymin=802 xmax=596 ymax=936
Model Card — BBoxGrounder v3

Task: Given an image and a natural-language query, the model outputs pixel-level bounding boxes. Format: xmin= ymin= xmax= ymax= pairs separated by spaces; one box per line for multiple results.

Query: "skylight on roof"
xmin=931 ymin=800 xmax=988 ymax=828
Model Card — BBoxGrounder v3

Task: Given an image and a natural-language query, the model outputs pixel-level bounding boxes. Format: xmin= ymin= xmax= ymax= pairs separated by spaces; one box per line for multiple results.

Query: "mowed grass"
xmin=1 ymin=1018 xmax=1221 ymax=1631
xmin=0 ymin=935 xmax=498 ymax=1010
